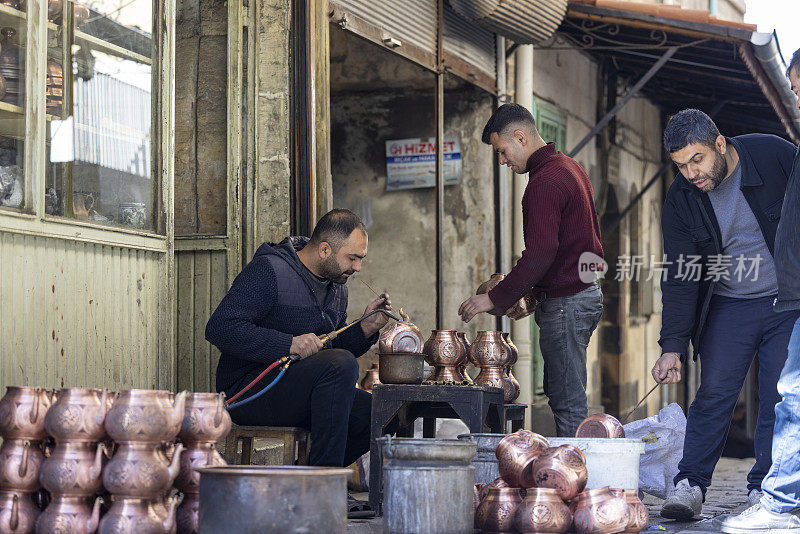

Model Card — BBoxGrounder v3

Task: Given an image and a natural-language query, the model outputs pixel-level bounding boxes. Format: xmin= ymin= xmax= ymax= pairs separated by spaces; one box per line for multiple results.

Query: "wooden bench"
xmin=223 ymin=425 xmax=310 ymax=466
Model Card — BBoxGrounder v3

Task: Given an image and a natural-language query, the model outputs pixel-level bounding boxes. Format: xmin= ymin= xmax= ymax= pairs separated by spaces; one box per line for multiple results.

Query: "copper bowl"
xmin=475 ymin=486 xmax=523 ymax=534
xmin=610 ymin=488 xmax=648 ymax=533
xmin=378 ymin=353 xmax=425 ymax=385
xmin=496 ymin=431 xmax=549 ymax=488
xmin=572 ymin=486 xmax=630 ymax=534
xmin=576 ymin=414 xmax=626 ymax=439
xmin=514 ymin=487 xmax=572 ymax=534
xmin=529 ymin=445 xmax=587 ymax=499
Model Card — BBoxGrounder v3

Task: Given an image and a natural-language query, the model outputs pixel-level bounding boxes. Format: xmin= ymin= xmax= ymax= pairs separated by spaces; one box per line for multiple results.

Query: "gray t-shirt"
xmin=288 ymin=246 xmax=331 ymax=307
xmin=707 ymin=161 xmax=778 ymax=298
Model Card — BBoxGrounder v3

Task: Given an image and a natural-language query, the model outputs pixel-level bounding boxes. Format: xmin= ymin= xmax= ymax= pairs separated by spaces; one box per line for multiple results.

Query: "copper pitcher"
xmin=158 ymin=392 xmax=188 ymax=442
xmin=506 ymin=368 xmax=521 ymax=401
xmin=501 ymin=333 xmax=518 ymax=366
xmin=175 ymin=493 xmax=198 ymax=534
xmin=0 ymin=440 xmax=44 ymax=492
xmin=105 ymin=390 xmax=187 ymax=443
xmin=576 ymin=414 xmax=626 ymax=439
xmin=496 ymin=431 xmax=549 ymax=488
xmin=476 ymin=273 xmax=538 ymax=319
xmin=475 ymin=486 xmax=523 ymax=534
xmin=378 ymin=311 xmax=424 ymax=354
xmin=513 ymin=487 xmax=572 ymax=534
xmin=475 ymin=366 xmax=518 ymax=403
xmin=470 ymin=331 xmax=513 ymax=368
xmin=572 ymin=487 xmax=630 ymax=534
xmin=178 ymin=393 xmax=230 ymax=446
xmin=39 ymin=441 xmax=105 ymax=496
xmin=610 ymin=489 xmax=648 ymax=533
xmin=102 ymin=442 xmax=184 ymax=497
xmin=422 ymin=330 xmax=467 ymax=383
xmin=45 ymin=388 xmax=109 ymax=443
xmin=98 ymin=496 xmax=179 ymax=534
xmin=173 ymin=444 xmax=225 ymax=494
xmin=0 ymin=387 xmax=53 ymax=440
xmin=35 ymin=495 xmax=102 ymax=534
xmin=529 ymin=445 xmax=588 ymax=499
xmin=359 ymin=363 xmax=381 ymax=393
xmin=0 ymin=490 xmax=39 ymax=534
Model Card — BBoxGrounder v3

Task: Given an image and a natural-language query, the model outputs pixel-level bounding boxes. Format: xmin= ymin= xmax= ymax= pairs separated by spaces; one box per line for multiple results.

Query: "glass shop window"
xmin=0 ymin=3 xmax=27 ymax=211
xmin=46 ymin=0 xmax=154 ymax=232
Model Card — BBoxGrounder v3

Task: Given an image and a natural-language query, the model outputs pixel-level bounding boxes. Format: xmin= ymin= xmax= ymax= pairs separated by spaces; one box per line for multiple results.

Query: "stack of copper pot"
xmin=173 ymin=393 xmax=230 ymax=534
xmin=99 ymin=389 xmax=187 ymax=534
xmin=473 ymin=429 xmax=648 ymax=533
xmin=467 ymin=331 xmax=520 ymax=403
xmin=422 ymin=330 xmax=471 ymax=384
xmin=0 ymin=387 xmax=53 ymax=533
xmin=36 ymin=387 xmax=109 ymax=533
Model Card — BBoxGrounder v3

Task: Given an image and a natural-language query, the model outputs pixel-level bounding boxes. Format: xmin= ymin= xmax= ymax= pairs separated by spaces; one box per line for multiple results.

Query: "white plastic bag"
xmin=623 ymin=402 xmax=687 ymax=499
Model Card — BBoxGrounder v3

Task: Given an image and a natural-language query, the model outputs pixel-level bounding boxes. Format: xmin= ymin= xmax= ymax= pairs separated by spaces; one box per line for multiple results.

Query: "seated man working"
xmin=206 ymin=208 xmax=391 ymax=467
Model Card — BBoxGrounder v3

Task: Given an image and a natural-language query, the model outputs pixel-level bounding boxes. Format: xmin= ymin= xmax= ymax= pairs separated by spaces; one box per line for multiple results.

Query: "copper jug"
xmin=474 ymin=486 xmax=523 ymax=534
xmin=39 ymin=441 xmax=105 ymax=496
xmin=610 ymin=488 xmax=648 ymax=533
xmin=173 ymin=444 xmax=225 ymax=494
xmin=0 ymin=28 xmax=23 ymax=107
xmin=35 ymin=495 xmax=102 ymax=534
xmin=98 ymin=496 xmax=179 ymax=534
xmin=0 ymin=440 xmax=44 ymax=492
xmin=45 ymin=388 xmax=109 ymax=443
xmin=0 ymin=387 xmax=52 ymax=440
xmin=105 ymin=390 xmax=186 ymax=443
xmin=576 ymin=414 xmax=626 ymax=439
xmin=476 ymin=273 xmax=538 ymax=319
xmin=572 ymin=487 xmax=630 ymax=534
xmin=529 ymin=445 xmax=588 ymax=499
xmin=175 ymin=492 xmax=198 ymax=534
xmin=495 ymin=431 xmax=549 ymax=488
xmin=506 ymin=368 xmax=520 ymax=401
xmin=422 ymin=330 xmax=467 ymax=383
xmin=0 ymin=490 xmax=39 ymax=534
xmin=514 ymin=487 xmax=572 ymax=534
xmin=359 ymin=363 xmax=380 ymax=393
xmin=178 ymin=392 xmax=230 ymax=446
xmin=102 ymin=442 xmax=184 ymax=497
xmin=378 ymin=310 xmax=424 ymax=354
xmin=470 ymin=331 xmax=513 ymax=368
xmin=456 ymin=333 xmax=474 ymax=384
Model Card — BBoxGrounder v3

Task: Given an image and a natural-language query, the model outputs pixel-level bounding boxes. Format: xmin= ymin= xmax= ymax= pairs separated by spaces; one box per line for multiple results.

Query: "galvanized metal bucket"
xmin=457 ymin=433 xmax=506 ymax=485
xmin=195 ymin=465 xmax=350 ymax=534
xmin=379 ymin=437 xmax=476 ymax=534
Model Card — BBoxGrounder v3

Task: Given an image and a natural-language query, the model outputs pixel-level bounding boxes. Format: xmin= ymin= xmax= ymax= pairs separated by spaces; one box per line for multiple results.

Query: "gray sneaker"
xmin=661 ymin=479 xmax=703 ymax=520
xmin=747 ymin=489 xmax=763 ymax=508
xmin=719 ymin=503 xmax=800 ymax=533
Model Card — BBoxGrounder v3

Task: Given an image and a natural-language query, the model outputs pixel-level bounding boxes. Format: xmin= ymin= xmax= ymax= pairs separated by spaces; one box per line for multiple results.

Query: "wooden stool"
xmin=223 ymin=425 xmax=310 ymax=466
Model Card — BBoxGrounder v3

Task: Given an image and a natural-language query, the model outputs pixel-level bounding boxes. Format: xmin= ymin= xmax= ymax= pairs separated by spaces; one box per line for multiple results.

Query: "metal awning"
xmin=449 ymin=0 xmax=568 ymax=44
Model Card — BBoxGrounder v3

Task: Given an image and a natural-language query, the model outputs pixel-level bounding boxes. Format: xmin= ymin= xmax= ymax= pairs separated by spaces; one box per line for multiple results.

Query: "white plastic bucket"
xmin=547 ymin=437 xmax=644 ymax=491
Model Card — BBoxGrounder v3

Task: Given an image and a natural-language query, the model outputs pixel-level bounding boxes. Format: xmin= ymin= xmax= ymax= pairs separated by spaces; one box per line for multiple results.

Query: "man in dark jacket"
xmin=205 ymin=209 xmax=391 ymax=467
xmin=652 ymin=109 xmax=800 ymax=520
xmin=720 ymin=48 xmax=800 ymax=533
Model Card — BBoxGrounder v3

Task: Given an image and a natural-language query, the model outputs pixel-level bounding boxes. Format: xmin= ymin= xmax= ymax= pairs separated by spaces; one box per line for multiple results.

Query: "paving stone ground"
xmin=347 ymin=457 xmax=753 ymax=533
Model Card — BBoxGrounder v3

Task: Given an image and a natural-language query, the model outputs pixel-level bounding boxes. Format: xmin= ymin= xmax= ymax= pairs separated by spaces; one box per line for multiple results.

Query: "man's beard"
xmin=319 ymin=255 xmax=355 ymax=284
xmin=691 ymin=151 xmax=728 ymax=191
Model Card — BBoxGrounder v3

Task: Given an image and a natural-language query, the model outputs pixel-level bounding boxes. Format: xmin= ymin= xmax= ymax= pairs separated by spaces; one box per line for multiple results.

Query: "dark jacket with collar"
xmin=205 ymin=236 xmax=377 ymax=394
xmin=659 ymin=134 xmax=796 ymax=359
xmin=774 ymin=145 xmax=800 ymax=312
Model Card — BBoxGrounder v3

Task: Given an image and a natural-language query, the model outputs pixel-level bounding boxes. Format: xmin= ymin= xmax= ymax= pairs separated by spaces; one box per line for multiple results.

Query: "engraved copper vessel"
xmin=379 ymin=311 xmax=424 ymax=354
xmin=35 ymin=495 xmax=102 ymax=534
xmin=472 ymin=331 xmax=516 ymax=400
xmin=502 ymin=334 xmax=518 ymax=366
xmin=496 ymin=431 xmax=549 ymax=488
xmin=514 ymin=487 xmax=572 ymax=534
xmin=0 ymin=440 xmax=44 ymax=492
xmin=178 ymin=392 xmax=230 ymax=446
xmin=0 ymin=387 xmax=53 ymax=440
xmin=150 ymin=491 xmax=182 ymax=534
xmin=423 ymin=330 xmax=467 ymax=383
xmin=105 ymin=390 xmax=187 ymax=443
xmin=45 ymin=388 xmax=109 ymax=443
xmin=359 ymin=363 xmax=380 ymax=393
xmin=175 ymin=492 xmax=198 ymax=534
xmin=475 ymin=486 xmax=523 ymax=534
xmin=102 ymin=442 xmax=184 ymax=497
xmin=572 ymin=487 xmax=630 ymax=534
xmin=39 ymin=441 xmax=105 ymax=496
xmin=479 ymin=476 xmax=510 ymax=501
xmin=0 ymin=490 xmax=39 ymax=534
xmin=473 ymin=483 xmax=482 ymax=512
xmin=576 ymin=414 xmax=626 ymax=439
xmin=529 ymin=445 xmax=588 ymax=499
xmin=98 ymin=496 xmax=179 ymax=534
xmin=476 ymin=273 xmax=537 ymax=319
xmin=610 ymin=489 xmax=648 ymax=533
xmin=173 ymin=444 xmax=225 ymax=494
xmin=456 ymin=333 xmax=473 ymax=384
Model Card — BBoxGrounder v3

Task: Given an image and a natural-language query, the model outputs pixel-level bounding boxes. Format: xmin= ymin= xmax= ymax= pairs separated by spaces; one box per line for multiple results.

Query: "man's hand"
xmin=651 ymin=352 xmax=682 ymax=384
xmin=361 ymin=293 xmax=392 ymax=337
xmin=458 ymin=294 xmax=496 ymax=323
xmin=290 ymin=333 xmax=324 ymax=359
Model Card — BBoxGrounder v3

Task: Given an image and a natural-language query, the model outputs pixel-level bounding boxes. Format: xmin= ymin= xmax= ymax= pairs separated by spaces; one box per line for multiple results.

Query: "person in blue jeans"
xmin=651 ymin=107 xmax=800 ymax=521
xmin=720 ymin=48 xmax=800 ymax=533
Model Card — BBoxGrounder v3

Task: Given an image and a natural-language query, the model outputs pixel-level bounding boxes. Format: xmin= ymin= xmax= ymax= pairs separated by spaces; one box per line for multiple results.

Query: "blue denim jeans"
xmin=761 ymin=316 xmax=800 ymax=513
xmin=534 ymin=283 xmax=603 ymax=437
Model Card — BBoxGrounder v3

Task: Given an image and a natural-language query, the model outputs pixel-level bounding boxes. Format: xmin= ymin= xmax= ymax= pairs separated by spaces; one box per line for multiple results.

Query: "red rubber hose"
xmin=226 ymin=357 xmax=285 ymax=405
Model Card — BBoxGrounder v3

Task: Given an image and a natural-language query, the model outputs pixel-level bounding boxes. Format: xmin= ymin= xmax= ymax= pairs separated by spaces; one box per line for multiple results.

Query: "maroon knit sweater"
xmin=488 ymin=143 xmax=603 ymax=313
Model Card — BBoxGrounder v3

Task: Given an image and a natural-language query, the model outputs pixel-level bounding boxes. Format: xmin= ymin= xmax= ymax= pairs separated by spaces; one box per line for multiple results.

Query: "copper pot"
xmin=98 ymin=496 xmax=179 ymax=534
xmin=476 ymin=274 xmax=538 ymax=319
xmin=0 ymin=440 xmax=44 ymax=492
xmin=501 ymin=333 xmax=518 ymax=366
xmin=178 ymin=393 xmax=230 ymax=446
xmin=0 ymin=387 xmax=53 ymax=441
xmin=610 ymin=489 xmax=648 ymax=533
xmin=514 ymin=487 xmax=572 ymax=534
xmin=456 ymin=333 xmax=474 ymax=384
xmin=359 ymin=363 xmax=380 ymax=393
xmin=102 ymin=442 xmax=184 ymax=497
xmin=45 ymin=388 xmax=109 ymax=443
xmin=506 ymin=368 xmax=521 ymax=401
xmin=0 ymin=490 xmax=39 ymax=534
xmin=175 ymin=492 xmax=198 ymax=534
xmin=475 ymin=486 xmax=523 ymax=534
xmin=35 ymin=495 xmax=102 ymax=534
xmin=529 ymin=445 xmax=588 ymax=499
xmin=572 ymin=487 xmax=630 ymax=534
xmin=39 ymin=441 xmax=105 ymax=496
xmin=479 ymin=476 xmax=510 ymax=501
xmin=423 ymin=330 xmax=467 ymax=383
xmin=151 ymin=491 xmax=182 ymax=534
xmin=173 ymin=444 xmax=225 ymax=494
xmin=473 ymin=483 xmax=482 ymax=512
xmin=470 ymin=331 xmax=513 ymax=368
xmin=475 ymin=367 xmax=517 ymax=403
xmin=379 ymin=311 xmax=424 ymax=354
xmin=576 ymin=414 xmax=626 ymax=439
xmin=496 ymin=431 xmax=549 ymax=488
xmin=105 ymin=390 xmax=187 ymax=443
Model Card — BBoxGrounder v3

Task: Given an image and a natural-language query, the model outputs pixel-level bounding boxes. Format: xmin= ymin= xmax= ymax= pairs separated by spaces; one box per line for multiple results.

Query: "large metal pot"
xmin=196 ymin=466 xmax=350 ymax=534
xmin=378 ymin=353 xmax=425 ymax=385
xmin=457 ymin=433 xmax=505 ymax=485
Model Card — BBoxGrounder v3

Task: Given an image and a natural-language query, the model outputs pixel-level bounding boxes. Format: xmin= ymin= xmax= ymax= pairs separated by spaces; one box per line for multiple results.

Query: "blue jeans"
xmin=676 ymin=295 xmax=800 ymax=494
xmin=535 ymin=283 xmax=603 ymax=437
xmin=761 ymin=316 xmax=800 ymax=513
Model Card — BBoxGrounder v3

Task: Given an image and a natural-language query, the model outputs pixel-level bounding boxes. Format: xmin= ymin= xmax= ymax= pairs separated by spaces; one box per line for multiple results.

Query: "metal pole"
xmin=496 ymin=35 xmax=511 ymax=334
xmin=435 ymin=0 xmax=445 ymax=329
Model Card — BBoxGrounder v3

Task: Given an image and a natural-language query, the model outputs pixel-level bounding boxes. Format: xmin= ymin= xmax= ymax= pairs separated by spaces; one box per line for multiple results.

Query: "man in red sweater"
xmin=459 ymin=103 xmax=604 ymax=437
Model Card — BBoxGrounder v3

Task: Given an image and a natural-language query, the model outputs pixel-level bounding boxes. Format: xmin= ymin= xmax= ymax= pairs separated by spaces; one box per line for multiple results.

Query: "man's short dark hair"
xmin=481 ymin=103 xmax=536 ymax=144
xmin=663 ymin=109 xmax=721 ymax=154
xmin=309 ymin=208 xmax=366 ymax=250
xmin=787 ymin=47 xmax=800 ymax=78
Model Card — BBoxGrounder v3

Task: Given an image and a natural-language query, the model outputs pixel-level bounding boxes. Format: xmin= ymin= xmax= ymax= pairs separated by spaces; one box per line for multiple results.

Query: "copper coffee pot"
xmin=529 ymin=445 xmax=588 ymax=499
xmin=359 ymin=363 xmax=381 ymax=393
xmin=475 ymin=486 xmax=523 ymax=534
xmin=379 ymin=309 xmax=424 ymax=354
xmin=105 ymin=390 xmax=187 ymax=443
xmin=610 ymin=488 xmax=648 ymax=533
xmin=0 ymin=490 xmax=39 ymax=534
xmin=572 ymin=486 xmax=630 ymax=534
xmin=178 ymin=392 xmax=230 ymax=446
xmin=159 ymin=392 xmax=188 ymax=442
xmin=102 ymin=442 xmax=184 ymax=497
xmin=0 ymin=440 xmax=44 ymax=493
xmin=496 ymin=431 xmax=549 ymax=488
xmin=423 ymin=330 xmax=467 ymax=383
xmin=151 ymin=490 xmax=182 ymax=534
xmin=514 ymin=487 xmax=573 ymax=534
xmin=39 ymin=441 xmax=105 ymax=496
xmin=476 ymin=273 xmax=538 ymax=319
xmin=45 ymin=388 xmax=109 ymax=442
xmin=0 ymin=387 xmax=53 ymax=440
xmin=98 ymin=495 xmax=180 ymax=534
xmin=35 ymin=495 xmax=102 ymax=534
xmin=173 ymin=443 xmax=225 ymax=495
xmin=576 ymin=414 xmax=626 ymax=439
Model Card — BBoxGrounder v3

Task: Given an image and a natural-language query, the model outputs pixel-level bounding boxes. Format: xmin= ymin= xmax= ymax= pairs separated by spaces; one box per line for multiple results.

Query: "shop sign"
xmin=385 ymin=137 xmax=462 ymax=191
